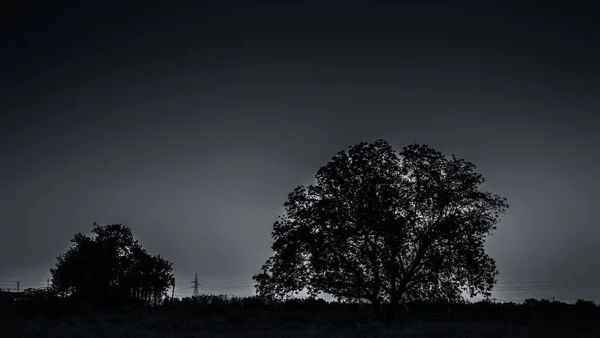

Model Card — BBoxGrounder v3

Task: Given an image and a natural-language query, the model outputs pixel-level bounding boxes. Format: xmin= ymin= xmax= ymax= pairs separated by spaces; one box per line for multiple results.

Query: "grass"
xmin=2 ymin=295 xmax=600 ymax=337
xmin=4 ymin=317 xmax=600 ymax=338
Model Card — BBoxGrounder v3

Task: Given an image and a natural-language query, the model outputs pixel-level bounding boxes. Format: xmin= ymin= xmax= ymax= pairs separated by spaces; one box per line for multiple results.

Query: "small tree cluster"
xmin=51 ymin=223 xmax=174 ymax=306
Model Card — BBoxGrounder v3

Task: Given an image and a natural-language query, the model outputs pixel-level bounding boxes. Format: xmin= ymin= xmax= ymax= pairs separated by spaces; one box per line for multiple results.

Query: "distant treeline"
xmin=2 ymin=288 xmax=600 ymax=324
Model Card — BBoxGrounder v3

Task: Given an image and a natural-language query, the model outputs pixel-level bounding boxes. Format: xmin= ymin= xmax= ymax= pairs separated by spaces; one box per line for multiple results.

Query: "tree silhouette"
xmin=51 ymin=223 xmax=174 ymax=306
xmin=253 ymin=140 xmax=508 ymax=321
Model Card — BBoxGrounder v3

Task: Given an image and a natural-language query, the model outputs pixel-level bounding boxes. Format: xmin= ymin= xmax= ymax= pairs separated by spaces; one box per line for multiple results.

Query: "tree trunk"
xmin=370 ymin=297 xmax=384 ymax=320
xmin=381 ymin=302 xmax=397 ymax=325
xmin=383 ymin=291 xmax=405 ymax=326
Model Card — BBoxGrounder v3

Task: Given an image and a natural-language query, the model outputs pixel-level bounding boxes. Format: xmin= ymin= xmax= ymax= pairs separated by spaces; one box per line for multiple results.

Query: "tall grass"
xmin=2 ymin=293 xmax=600 ymax=337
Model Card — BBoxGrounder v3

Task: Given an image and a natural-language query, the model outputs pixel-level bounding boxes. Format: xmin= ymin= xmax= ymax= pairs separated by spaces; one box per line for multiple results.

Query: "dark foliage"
xmin=4 ymin=296 xmax=600 ymax=338
xmin=253 ymin=140 xmax=508 ymax=321
xmin=50 ymin=223 xmax=174 ymax=307
xmin=5 ymin=293 xmax=600 ymax=326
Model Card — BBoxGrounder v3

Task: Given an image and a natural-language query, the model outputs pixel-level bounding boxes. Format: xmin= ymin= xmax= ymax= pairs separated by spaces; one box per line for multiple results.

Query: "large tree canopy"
xmin=253 ymin=140 xmax=508 ymax=319
xmin=51 ymin=223 xmax=174 ymax=306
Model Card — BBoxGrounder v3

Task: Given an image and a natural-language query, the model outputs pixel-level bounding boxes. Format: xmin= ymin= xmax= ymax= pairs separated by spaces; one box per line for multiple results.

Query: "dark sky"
xmin=1 ymin=0 xmax=599 ymax=302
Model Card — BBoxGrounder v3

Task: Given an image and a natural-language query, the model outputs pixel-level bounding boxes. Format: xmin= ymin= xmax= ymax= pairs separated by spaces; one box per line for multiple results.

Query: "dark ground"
xmin=2 ymin=295 xmax=599 ymax=337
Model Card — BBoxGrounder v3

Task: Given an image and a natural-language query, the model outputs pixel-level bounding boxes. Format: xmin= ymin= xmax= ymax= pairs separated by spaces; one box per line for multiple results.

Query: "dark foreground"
xmin=4 ymin=318 xmax=600 ymax=338
xmin=2 ymin=295 xmax=600 ymax=337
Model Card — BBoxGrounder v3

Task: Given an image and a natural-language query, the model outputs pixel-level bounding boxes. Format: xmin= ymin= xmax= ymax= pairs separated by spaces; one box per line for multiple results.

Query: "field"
xmin=2 ymin=295 xmax=600 ymax=337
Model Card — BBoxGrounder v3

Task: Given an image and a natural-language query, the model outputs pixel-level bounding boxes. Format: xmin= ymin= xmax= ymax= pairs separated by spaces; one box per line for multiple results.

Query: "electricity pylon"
xmin=191 ymin=273 xmax=202 ymax=297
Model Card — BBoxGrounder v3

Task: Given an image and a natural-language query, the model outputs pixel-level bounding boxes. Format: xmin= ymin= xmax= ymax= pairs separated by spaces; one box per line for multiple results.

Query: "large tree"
xmin=253 ymin=140 xmax=508 ymax=320
xmin=51 ymin=223 xmax=174 ymax=306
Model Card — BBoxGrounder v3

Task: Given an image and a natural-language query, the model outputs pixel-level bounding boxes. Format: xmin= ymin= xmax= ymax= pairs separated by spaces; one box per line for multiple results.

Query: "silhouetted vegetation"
xmin=5 ymin=140 xmax=600 ymax=337
xmin=254 ymin=140 xmax=508 ymax=322
xmin=3 ymin=293 xmax=600 ymax=337
xmin=50 ymin=223 xmax=174 ymax=307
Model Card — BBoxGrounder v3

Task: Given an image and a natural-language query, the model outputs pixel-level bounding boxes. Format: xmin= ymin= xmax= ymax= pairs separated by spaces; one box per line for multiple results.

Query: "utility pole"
xmin=16 ymin=281 xmax=19 ymax=293
xmin=47 ymin=278 xmax=50 ymax=288
xmin=171 ymin=280 xmax=175 ymax=301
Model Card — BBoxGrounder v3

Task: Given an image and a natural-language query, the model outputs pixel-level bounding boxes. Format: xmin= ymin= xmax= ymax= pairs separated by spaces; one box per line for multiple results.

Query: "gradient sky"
xmin=1 ymin=1 xmax=599 ymax=302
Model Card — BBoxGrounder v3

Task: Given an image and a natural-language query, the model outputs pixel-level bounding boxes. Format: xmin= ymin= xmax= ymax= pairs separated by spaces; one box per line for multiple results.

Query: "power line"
xmin=494 ymin=278 xmax=590 ymax=285
xmin=196 ymin=285 xmax=255 ymax=288
xmin=175 ymin=286 xmax=192 ymax=293
xmin=494 ymin=284 xmax=600 ymax=291
xmin=8 ymin=277 xmax=600 ymax=294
